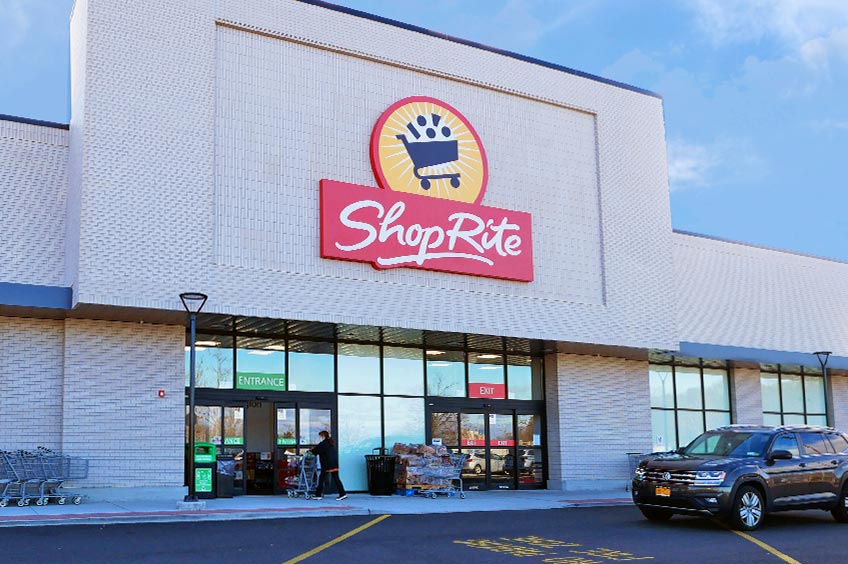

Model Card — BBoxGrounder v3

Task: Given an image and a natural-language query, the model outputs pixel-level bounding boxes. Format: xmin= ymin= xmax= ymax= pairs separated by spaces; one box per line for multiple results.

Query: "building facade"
xmin=0 ymin=0 xmax=845 ymax=500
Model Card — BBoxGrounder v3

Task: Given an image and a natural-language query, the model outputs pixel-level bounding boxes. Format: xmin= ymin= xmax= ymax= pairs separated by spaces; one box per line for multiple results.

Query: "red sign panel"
xmin=467 ymin=383 xmax=506 ymax=399
xmin=461 ymin=439 xmax=486 ymax=447
xmin=320 ymin=180 xmax=533 ymax=282
xmin=490 ymin=439 xmax=515 ymax=447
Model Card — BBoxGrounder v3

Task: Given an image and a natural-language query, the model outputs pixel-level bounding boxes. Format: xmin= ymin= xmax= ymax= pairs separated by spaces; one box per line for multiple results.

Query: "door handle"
xmin=799 ymin=463 xmax=806 ymax=468
xmin=831 ymin=460 xmax=839 ymax=465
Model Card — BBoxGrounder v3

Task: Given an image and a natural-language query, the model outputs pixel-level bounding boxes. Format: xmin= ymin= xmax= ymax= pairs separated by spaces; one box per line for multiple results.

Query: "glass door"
xmin=222 ymin=405 xmax=246 ymax=495
xmin=275 ymin=402 xmax=332 ymax=494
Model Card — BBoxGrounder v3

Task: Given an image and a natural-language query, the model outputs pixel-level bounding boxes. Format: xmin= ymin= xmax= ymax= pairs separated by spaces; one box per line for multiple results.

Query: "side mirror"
xmin=768 ymin=449 xmax=793 ymax=460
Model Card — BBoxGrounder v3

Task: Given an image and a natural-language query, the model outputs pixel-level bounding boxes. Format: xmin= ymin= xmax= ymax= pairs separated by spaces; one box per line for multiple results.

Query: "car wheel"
xmin=473 ymin=465 xmax=483 ymax=475
xmin=731 ymin=485 xmax=764 ymax=531
xmin=831 ymin=482 xmax=848 ymax=523
xmin=638 ymin=506 xmax=673 ymax=521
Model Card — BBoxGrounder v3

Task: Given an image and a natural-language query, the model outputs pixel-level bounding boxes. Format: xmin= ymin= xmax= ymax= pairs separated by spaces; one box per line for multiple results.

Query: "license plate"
xmin=655 ymin=486 xmax=671 ymax=497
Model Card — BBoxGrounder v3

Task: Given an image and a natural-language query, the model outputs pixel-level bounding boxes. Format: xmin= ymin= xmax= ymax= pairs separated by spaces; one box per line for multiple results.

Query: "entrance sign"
xmin=236 ymin=371 xmax=286 ymax=391
xmin=320 ymin=96 xmax=534 ymax=282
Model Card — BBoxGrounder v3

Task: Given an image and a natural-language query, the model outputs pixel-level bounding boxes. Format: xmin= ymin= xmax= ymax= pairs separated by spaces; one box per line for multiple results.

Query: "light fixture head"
xmin=814 ymin=351 xmax=832 ymax=365
xmin=180 ymin=292 xmax=208 ymax=314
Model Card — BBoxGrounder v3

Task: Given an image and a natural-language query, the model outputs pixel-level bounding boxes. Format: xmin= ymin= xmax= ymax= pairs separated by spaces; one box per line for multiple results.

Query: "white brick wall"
xmin=675 ymin=232 xmax=848 ymax=358
xmin=551 ymin=353 xmax=652 ymax=491
xmin=833 ymin=373 xmax=848 ymax=430
xmin=0 ymin=121 xmax=68 ymax=286
xmin=0 ymin=317 xmax=64 ymax=449
xmin=68 ymin=0 xmax=676 ymax=350
xmin=731 ymin=366 xmax=764 ymax=425
xmin=61 ymin=319 xmax=184 ymax=488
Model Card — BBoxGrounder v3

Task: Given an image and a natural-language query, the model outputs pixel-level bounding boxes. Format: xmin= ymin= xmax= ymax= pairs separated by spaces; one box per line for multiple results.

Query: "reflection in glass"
xmin=649 ymin=365 xmax=674 ymax=408
xmin=288 ymin=340 xmax=334 ymax=392
xmin=236 ymin=339 xmax=285 ymax=391
xmin=460 ymin=413 xmax=485 ymax=446
xmin=761 ymin=373 xmax=781 ymax=412
xmin=705 ymin=410 xmax=730 ymax=431
xmin=299 ymin=408 xmax=331 ymax=446
xmin=276 ymin=408 xmax=296 ymax=446
xmin=468 ymin=352 xmax=504 ymax=399
xmin=804 ymin=376 xmax=825 ymax=414
xmin=650 ymin=409 xmax=675 ymax=451
xmin=489 ymin=448 xmax=511 ymax=485
xmin=193 ymin=406 xmax=222 ymax=444
xmin=675 ymin=366 xmax=702 ymax=409
xmin=763 ymin=412 xmax=782 ymax=426
xmin=224 ymin=407 xmax=244 ymax=445
xmin=703 ymin=369 xmax=729 ymax=410
xmin=384 ymin=397 xmax=425 ymax=447
xmin=517 ymin=415 xmax=541 ymax=446
xmin=463 ymin=449 xmax=487 ymax=479
xmin=383 ymin=347 xmax=424 ymax=396
xmin=781 ymin=374 xmax=804 ymax=413
xmin=431 ymin=412 xmax=458 ymax=445
xmin=507 ymin=356 xmax=532 ymax=400
xmin=784 ymin=412 xmax=806 ymax=425
xmin=338 ymin=343 xmax=380 ymax=394
xmin=338 ymin=395 xmax=381 ymax=491
xmin=427 ymin=350 xmax=465 ymax=397
xmin=677 ymin=410 xmax=704 ymax=448
xmin=188 ymin=335 xmax=234 ymax=389
xmin=807 ymin=414 xmax=827 ymax=426
xmin=489 ymin=413 xmax=514 ymax=447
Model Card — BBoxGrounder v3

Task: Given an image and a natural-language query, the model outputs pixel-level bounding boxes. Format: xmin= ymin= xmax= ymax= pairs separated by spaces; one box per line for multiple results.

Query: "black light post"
xmin=814 ymin=351 xmax=833 ymax=427
xmin=181 ymin=292 xmax=208 ymax=502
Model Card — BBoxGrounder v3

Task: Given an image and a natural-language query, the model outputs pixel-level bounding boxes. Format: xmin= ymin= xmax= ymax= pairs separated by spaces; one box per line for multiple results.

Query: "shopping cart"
xmin=287 ymin=454 xmax=319 ymax=499
xmin=0 ymin=449 xmax=88 ymax=507
xmin=415 ymin=453 xmax=468 ymax=499
xmin=395 ymin=134 xmax=461 ymax=190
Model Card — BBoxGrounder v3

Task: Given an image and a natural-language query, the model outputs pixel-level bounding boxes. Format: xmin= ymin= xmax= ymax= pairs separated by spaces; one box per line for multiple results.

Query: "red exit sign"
xmin=468 ymin=383 xmax=505 ymax=399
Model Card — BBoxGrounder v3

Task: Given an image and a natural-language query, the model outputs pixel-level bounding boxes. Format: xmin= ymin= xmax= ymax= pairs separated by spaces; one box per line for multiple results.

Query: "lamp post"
xmin=181 ymin=292 xmax=208 ymax=502
xmin=814 ymin=351 xmax=833 ymax=427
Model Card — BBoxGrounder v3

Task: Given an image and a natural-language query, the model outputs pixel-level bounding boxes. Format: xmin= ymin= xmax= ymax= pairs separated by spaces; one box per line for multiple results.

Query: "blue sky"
xmin=2 ymin=0 xmax=846 ymax=262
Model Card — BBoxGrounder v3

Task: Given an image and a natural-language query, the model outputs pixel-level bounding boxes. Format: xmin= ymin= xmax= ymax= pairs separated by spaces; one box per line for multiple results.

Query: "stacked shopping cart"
xmin=0 ymin=448 xmax=89 ymax=507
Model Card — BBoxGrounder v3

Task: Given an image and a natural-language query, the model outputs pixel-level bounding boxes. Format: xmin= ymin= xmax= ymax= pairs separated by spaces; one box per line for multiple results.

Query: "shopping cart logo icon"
xmin=371 ymin=96 xmax=488 ymax=205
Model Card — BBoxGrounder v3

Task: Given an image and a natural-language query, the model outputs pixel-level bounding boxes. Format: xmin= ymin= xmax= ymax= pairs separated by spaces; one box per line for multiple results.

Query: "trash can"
xmin=364 ymin=448 xmax=397 ymax=496
xmin=194 ymin=442 xmax=217 ymax=499
xmin=216 ymin=455 xmax=235 ymax=498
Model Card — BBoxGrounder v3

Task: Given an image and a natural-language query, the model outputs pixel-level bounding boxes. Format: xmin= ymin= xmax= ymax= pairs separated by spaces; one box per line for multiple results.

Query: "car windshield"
xmin=681 ymin=431 xmax=771 ymax=458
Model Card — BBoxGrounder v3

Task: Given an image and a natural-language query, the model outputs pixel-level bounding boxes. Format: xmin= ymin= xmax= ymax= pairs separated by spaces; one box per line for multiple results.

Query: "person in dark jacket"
xmin=310 ymin=430 xmax=347 ymax=500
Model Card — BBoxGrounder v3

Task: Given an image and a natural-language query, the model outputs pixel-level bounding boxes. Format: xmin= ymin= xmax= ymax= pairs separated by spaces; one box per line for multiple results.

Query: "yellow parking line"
xmin=715 ymin=521 xmax=802 ymax=564
xmin=282 ymin=514 xmax=392 ymax=564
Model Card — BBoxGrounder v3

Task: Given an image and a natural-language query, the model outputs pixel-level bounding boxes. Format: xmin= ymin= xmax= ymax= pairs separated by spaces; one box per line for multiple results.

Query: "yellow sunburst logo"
xmin=370 ymin=97 xmax=488 ymax=204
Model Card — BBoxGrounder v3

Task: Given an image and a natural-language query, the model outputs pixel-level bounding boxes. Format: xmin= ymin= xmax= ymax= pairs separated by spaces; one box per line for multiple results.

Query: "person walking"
xmin=310 ymin=430 xmax=347 ymax=501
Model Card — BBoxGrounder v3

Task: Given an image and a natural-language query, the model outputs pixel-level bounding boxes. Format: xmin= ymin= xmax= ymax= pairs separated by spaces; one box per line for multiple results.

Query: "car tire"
xmin=831 ymin=482 xmax=848 ymax=523
xmin=638 ymin=506 xmax=673 ymax=521
xmin=730 ymin=485 xmax=764 ymax=531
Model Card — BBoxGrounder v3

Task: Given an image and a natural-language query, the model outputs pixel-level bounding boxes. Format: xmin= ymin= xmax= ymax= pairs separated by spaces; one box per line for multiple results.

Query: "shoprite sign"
xmin=320 ymin=97 xmax=533 ymax=282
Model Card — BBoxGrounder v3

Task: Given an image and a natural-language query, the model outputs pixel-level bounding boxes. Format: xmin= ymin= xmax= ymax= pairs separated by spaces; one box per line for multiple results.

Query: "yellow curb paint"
xmin=715 ymin=521 xmax=802 ymax=564
xmin=282 ymin=514 xmax=392 ymax=564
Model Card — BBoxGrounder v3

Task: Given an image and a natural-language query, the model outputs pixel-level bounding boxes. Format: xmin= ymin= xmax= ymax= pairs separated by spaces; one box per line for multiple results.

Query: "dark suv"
xmin=631 ymin=425 xmax=848 ymax=530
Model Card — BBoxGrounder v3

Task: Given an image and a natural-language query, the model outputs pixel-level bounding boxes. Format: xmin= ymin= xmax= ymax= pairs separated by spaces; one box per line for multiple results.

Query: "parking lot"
xmin=2 ymin=506 xmax=844 ymax=563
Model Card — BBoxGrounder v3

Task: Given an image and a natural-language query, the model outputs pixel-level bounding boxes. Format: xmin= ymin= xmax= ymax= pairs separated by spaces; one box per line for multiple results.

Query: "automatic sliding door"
xmin=275 ymin=403 xmax=332 ymax=494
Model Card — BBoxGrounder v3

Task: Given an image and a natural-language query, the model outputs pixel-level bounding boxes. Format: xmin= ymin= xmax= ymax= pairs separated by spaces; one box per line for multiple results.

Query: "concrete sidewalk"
xmin=0 ymin=489 xmax=633 ymax=528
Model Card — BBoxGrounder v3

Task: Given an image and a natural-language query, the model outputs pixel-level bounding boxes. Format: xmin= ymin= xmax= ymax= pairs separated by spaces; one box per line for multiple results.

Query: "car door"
xmin=798 ymin=431 xmax=839 ymax=502
xmin=764 ymin=433 xmax=810 ymax=507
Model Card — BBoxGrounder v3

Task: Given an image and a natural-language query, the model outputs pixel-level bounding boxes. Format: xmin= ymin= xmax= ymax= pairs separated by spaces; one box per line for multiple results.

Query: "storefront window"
xmin=276 ymin=408 xmax=296 ymax=446
xmin=235 ymin=338 xmax=286 ymax=392
xmin=507 ymin=356 xmax=534 ymax=400
xmin=383 ymin=346 xmax=424 ymax=396
xmin=187 ymin=334 xmax=233 ymax=389
xmin=460 ymin=413 xmax=486 ymax=447
xmin=517 ymin=415 xmax=541 ymax=446
xmin=649 ymin=359 xmax=730 ymax=451
xmin=468 ymin=352 xmax=505 ymax=399
xmin=288 ymin=340 xmax=334 ymax=392
xmin=193 ymin=405 xmax=222 ymax=444
xmin=338 ymin=395 xmax=381 ymax=491
xmin=224 ymin=407 xmax=244 ymax=445
xmin=761 ymin=366 xmax=826 ymax=425
xmin=384 ymin=397 xmax=425 ymax=447
xmin=427 ymin=350 xmax=465 ymax=397
xmin=431 ymin=412 xmax=458 ymax=446
xmin=299 ymin=408 xmax=331 ymax=446
xmin=338 ymin=343 xmax=380 ymax=394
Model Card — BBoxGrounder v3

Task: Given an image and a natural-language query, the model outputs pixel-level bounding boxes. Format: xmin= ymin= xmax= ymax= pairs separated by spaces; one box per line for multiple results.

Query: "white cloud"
xmin=691 ymin=0 xmax=848 ymax=70
xmin=667 ymin=137 xmax=767 ymax=192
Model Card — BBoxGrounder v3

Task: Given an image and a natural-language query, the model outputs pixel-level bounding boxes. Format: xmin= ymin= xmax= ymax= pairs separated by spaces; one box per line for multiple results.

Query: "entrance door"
xmin=274 ymin=401 xmax=333 ymax=494
xmin=429 ymin=405 xmax=545 ymax=490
